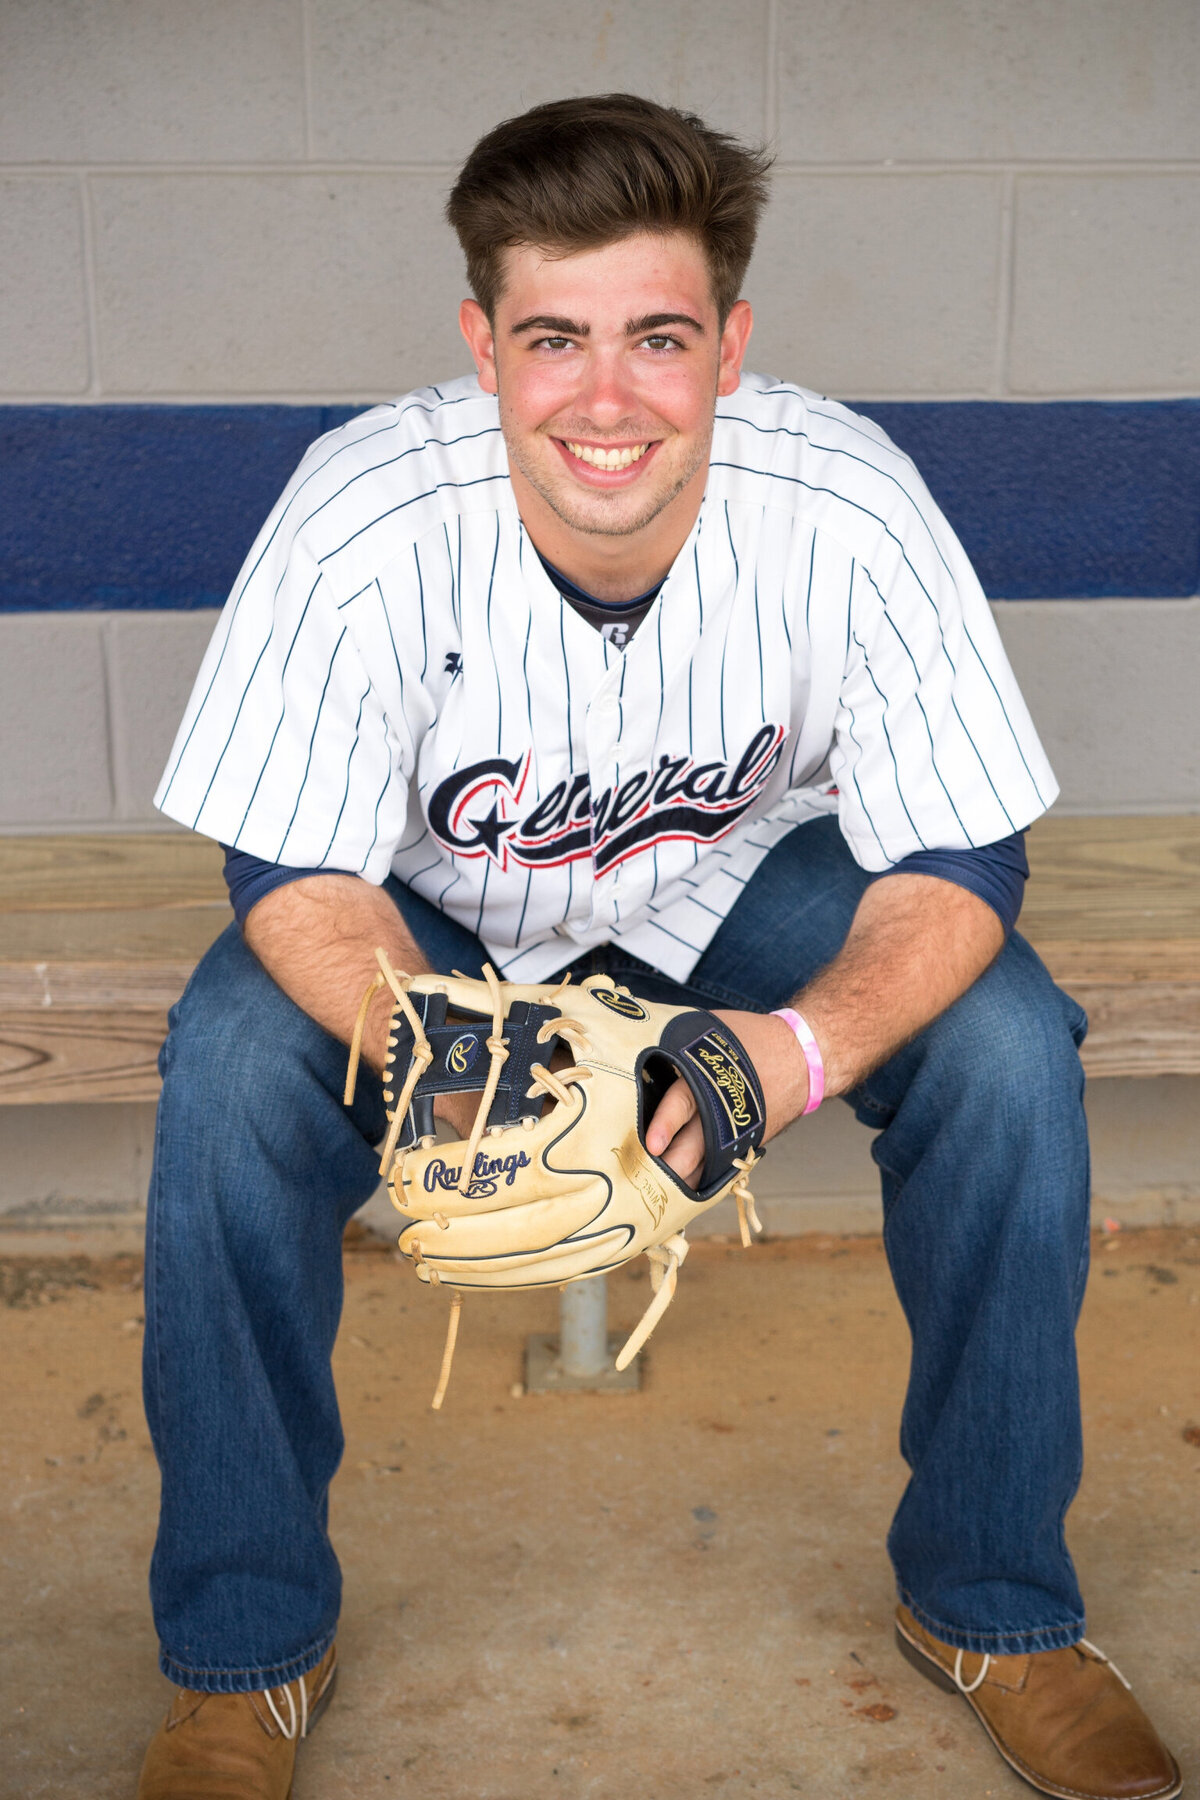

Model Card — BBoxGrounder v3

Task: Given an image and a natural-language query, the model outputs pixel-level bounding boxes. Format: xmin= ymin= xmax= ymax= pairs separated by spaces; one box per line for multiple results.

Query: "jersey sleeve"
xmin=154 ymin=513 xmax=412 ymax=884
xmin=829 ymin=477 xmax=1058 ymax=871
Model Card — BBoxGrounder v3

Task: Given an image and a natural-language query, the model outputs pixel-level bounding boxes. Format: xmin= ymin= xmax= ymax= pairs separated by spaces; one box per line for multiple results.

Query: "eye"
xmin=535 ymin=336 xmax=574 ymax=353
xmin=641 ymin=334 xmax=682 ymax=353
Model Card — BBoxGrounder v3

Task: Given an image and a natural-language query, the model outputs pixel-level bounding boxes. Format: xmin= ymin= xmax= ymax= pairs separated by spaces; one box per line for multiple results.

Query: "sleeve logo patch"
xmin=590 ymin=988 xmax=648 ymax=1021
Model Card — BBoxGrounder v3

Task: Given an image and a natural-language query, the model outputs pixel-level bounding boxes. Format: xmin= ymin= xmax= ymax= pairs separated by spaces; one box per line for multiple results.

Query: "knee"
xmin=164 ymin=927 xmax=281 ymax=1083
xmin=922 ymin=939 xmax=1087 ymax=1131
xmin=151 ymin=926 xmax=384 ymax=1224
xmin=159 ymin=925 xmax=360 ymax=1127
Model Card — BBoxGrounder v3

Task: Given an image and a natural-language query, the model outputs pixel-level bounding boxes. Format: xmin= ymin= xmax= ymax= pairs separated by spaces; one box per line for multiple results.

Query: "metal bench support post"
xmin=524 ymin=1272 xmax=641 ymax=1393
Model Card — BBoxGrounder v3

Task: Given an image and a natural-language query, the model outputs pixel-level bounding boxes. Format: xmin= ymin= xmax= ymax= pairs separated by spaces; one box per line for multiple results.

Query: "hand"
xmin=644 ymin=1008 xmax=812 ymax=1188
xmin=434 ymin=1090 xmax=480 ymax=1139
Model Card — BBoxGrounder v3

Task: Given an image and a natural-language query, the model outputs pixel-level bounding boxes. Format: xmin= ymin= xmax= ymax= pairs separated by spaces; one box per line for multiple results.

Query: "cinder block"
xmin=777 ymin=0 xmax=1200 ymax=163
xmin=745 ymin=174 xmax=1003 ymax=396
xmin=0 ymin=0 xmax=304 ymax=163
xmin=308 ymin=0 xmax=769 ymax=163
xmin=991 ymin=598 xmax=1200 ymax=813
xmin=0 ymin=615 xmax=112 ymax=826
xmin=0 ymin=1103 xmax=158 ymax=1218
xmin=0 ymin=179 xmax=88 ymax=394
xmin=1085 ymin=1077 xmax=1200 ymax=1218
xmin=106 ymin=612 xmax=222 ymax=821
xmin=1009 ymin=176 xmax=1200 ymax=396
xmin=91 ymin=173 xmax=472 ymax=397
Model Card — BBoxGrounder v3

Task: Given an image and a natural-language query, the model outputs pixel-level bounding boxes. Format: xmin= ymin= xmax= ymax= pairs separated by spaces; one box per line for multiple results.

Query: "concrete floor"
xmin=1 ymin=1228 xmax=1198 ymax=1799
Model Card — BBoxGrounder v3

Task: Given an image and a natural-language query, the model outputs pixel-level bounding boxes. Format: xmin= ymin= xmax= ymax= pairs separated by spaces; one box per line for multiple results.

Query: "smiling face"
xmin=459 ymin=232 xmax=753 ymax=593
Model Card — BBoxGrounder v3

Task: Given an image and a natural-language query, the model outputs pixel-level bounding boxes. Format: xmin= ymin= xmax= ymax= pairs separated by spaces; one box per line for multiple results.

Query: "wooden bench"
xmin=1 ymin=817 xmax=1198 ymax=1104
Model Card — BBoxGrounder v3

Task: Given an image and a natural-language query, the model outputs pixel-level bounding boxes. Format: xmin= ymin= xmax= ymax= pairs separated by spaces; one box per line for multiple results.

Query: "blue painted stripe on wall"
xmin=0 ymin=399 xmax=1197 ymax=611
xmin=0 ymin=404 xmax=361 ymax=614
xmin=856 ymin=400 xmax=1200 ymax=602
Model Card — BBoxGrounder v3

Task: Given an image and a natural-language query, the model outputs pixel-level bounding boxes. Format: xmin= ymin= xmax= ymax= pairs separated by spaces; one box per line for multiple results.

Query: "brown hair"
xmin=446 ymin=94 xmax=772 ymax=322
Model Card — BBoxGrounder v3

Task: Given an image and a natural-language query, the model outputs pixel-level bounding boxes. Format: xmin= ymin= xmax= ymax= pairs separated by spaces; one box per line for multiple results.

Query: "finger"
xmin=645 ymin=1075 xmax=697 ymax=1157
xmin=659 ymin=1114 xmax=707 ymax=1189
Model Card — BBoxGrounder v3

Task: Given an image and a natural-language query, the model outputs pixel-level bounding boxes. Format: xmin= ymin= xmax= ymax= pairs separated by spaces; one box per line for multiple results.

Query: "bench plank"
xmin=0 ymin=1008 xmax=170 ymax=1103
xmin=0 ymin=831 xmax=227 ymax=911
xmin=1024 ymin=815 xmax=1200 ymax=941
xmin=1 ymin=818 xmax=1197 ymax=1100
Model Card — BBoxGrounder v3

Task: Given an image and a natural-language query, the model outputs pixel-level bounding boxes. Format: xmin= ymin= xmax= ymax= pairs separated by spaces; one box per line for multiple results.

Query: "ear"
xmin=716 ymin=300 xmax=754 ymax=397
xmin=459 ymin=299 xmax=498 ymax=394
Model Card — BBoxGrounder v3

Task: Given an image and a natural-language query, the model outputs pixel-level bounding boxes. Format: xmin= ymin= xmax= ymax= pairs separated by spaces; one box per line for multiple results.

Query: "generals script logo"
xmin=427 ymin=724 xmax=785 ymax=876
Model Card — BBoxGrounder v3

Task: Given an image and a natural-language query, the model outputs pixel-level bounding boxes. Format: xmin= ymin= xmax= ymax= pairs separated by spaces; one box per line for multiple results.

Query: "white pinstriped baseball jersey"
xmin=156 ymin=373 xmax=1057 ymax=984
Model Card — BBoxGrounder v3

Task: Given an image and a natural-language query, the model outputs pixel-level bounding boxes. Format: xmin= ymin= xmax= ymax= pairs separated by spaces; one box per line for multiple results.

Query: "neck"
xmin=509 ymin=463 xmax=706 ymax=604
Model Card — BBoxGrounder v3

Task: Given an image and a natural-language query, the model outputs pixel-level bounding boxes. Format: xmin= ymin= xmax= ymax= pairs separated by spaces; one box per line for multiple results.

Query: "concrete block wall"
xmin=1 ymin=2 xmax=1198 ymax=1231
xmin=4 ymin=0 xmax=1199 ymax=406
xmin=2 ymin=597 xmax=1196 ymax=832
xmin=5 ymin=1075 xmax=1198 ymax=1247
xmin=1 ymin=0 xmax=1198 ymax=835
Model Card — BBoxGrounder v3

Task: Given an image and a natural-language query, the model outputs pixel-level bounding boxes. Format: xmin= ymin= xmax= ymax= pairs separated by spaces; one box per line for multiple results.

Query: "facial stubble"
xmin=498 ymin=392 xmax=717 ymax=540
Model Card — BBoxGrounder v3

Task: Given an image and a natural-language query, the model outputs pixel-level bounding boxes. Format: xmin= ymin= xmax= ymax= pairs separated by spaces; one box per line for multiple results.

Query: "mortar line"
xmin=993 ymin=168 xmax=1016 ymax=398
xmin=0 ymin=160 xmax=464 ymax=178
xmin=5 ymin=385 xmax=1199 ymax=406
xmin=77 ymin=172 xmax=102 ymax=398
xmin=3 ymin=157 xmax=1198 ymax=177
xmin=764 ymin=0 xmax=779 ymax=144
xmin=299 ymin=0 xmax=315 ymax=160
xmin=97 ymin=614 xmax=121 ymax=822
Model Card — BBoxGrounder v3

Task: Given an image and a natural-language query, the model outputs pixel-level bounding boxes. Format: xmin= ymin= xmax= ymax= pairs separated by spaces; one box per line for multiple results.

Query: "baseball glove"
xmin=344 ymin=952 xmax=766 ymax=1405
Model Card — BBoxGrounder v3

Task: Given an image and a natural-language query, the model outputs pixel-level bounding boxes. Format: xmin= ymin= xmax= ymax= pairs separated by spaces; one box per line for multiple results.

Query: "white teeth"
xmin=565 ymin=441 xmax=649 ymax=470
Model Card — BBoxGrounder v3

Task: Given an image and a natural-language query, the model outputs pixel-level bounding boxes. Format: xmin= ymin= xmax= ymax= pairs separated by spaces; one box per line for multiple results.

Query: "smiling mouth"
xmin=561 ymin=439 xmax=653 ymax=471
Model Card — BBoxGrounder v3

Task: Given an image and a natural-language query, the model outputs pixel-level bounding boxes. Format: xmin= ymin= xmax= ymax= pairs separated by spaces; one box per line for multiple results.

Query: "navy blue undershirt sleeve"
xmin=878 ymin=830 xmax=1029 ymax=934
xmin=221 ymin=845 xmax=349 ymax=928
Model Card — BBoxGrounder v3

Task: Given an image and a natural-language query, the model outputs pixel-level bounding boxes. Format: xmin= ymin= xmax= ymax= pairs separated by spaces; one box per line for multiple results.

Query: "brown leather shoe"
xmin=895 ymin=1605 xmax=1180 ymax=1799
xmin=136 ymin=1642 xmax=337 ymax=1799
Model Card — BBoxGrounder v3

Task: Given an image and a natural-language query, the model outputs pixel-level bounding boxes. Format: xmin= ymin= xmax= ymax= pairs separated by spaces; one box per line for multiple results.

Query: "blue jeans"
xmin=143 ymin=817 xmax=1090 ymax=1688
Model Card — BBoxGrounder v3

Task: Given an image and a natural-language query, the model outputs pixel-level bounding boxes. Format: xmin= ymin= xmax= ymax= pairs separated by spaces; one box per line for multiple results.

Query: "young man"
xmin=137 ymin=95 xmax=1179 ymax=1799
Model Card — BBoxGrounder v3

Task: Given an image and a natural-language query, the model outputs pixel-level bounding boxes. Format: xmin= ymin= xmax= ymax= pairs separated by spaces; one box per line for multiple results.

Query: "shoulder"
xmin=711 ymin=375 xmax=953 ymax=569
xmin=282 ymin=376 xmax=511 ymax=592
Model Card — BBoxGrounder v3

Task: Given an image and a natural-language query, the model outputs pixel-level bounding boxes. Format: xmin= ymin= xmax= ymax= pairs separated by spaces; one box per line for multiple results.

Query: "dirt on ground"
xmin=1 ymin=1226 xmax=1198 ymax=1799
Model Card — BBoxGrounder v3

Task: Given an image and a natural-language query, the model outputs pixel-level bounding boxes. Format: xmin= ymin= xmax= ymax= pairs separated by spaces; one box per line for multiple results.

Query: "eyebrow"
xmin=510 ymin=314 xmax=588 ymax=337
xmin=626 ymin=312 xmax=706 ymax=336
xmin=508 ymin=311 xmax=706 ymax=338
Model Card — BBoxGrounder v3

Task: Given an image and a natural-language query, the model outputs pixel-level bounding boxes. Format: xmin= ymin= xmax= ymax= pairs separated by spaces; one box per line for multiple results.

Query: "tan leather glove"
xmin=346 ymin=955 xmax=767 ymax=1399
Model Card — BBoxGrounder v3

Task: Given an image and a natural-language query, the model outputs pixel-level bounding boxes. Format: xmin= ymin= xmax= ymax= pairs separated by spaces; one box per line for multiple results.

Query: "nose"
xmin=573 ymin=345 xmax=639 ymax=429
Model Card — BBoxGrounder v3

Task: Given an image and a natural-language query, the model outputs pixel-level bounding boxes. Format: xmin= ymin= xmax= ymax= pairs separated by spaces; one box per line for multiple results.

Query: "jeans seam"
xmin=899 ymin=1589 xmax=1085 ymax=1654
xmin=145 ymin=1065 xmax=172 ymax=1482
xmin=159 ymin=1628 xmax=336 ymax=1694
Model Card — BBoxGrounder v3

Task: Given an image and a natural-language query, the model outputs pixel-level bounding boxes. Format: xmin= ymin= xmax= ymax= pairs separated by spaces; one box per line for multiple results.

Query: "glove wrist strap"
xmin=771 ymin=1007 xmax=825 ymax=1114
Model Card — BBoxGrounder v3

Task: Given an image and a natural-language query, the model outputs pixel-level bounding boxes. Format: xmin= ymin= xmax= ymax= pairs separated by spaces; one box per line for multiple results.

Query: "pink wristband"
xmin=771 ymin=1008 xmax=825 ymax=1114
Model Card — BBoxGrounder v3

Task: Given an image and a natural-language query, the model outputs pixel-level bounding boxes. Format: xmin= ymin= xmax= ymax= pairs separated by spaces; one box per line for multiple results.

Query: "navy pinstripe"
xmin=158 ymin=373 xmax=1057 ymax=987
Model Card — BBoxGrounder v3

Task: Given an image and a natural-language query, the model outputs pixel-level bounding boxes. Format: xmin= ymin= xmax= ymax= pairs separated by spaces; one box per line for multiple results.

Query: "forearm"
xmin=242 ymin=875 xmax=430 ymax=1075
xmin=792 ymin=872 xmax=1006 ymax=1100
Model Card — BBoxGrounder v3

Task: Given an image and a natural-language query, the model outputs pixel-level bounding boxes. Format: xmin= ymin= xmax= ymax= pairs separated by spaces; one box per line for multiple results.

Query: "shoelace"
xmin=263 ymin=1672 xmax=309 ymax=1741
xmin=952 ymin=1637 xmax=1132 ymax=1696
xmin=348 ymin=958 xmax=762 ymax=1407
